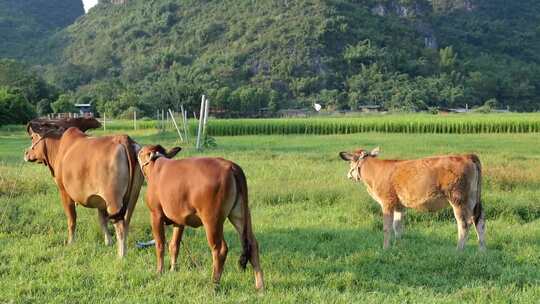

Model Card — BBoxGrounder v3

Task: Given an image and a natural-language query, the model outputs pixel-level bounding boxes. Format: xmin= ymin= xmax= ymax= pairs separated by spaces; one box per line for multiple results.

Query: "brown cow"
xmin=24 ymin=126 xmax=143 ymax=257
xmin=137 ymin=145 xmax=264 ymax=290
xmin=339 ymin=147 xmax=485 ymax=251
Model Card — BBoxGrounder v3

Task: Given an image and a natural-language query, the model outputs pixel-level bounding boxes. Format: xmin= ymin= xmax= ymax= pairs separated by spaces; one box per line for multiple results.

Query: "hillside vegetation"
xmin=0 ymin=0 xmax=84 ymax=62
xmin=50 ymin=0 xmax=540 ymax=117
xmin=2 ymin=0 xmax=540 ymax=122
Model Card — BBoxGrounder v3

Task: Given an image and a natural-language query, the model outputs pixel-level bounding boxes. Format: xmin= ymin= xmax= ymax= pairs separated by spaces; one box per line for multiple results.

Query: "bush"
xmin=0 ymin=87 xmax=36 ymax=125
xmin=51 ymin=94 xmax=76 ymax=113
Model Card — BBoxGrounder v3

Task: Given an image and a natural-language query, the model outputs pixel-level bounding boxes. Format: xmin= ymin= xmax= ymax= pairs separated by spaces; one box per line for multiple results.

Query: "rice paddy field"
xmin=0 ymin=115 xmax=539 ymax=303
xmin=27 ymin=113 xmax=539 ymax=135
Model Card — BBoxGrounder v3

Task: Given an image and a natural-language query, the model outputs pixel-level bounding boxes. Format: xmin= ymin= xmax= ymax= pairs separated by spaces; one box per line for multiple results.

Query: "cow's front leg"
xmin=169 ymin=225 xmax=185 ymax=271
xmin=382 ymin=210 xmax=393 ymax=250
xmin=150 ymin=212 xmax=165 ymax=273
xmin=60 ymin=190 xmax=76 ymax=245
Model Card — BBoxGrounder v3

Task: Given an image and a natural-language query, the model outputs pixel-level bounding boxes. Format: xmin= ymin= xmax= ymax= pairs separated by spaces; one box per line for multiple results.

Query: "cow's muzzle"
xmin=24 ymin=150 xmax=39 ymax=163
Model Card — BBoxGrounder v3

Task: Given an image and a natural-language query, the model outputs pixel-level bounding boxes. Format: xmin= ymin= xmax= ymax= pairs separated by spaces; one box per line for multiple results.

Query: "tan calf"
xmin=339 ymin=147 xmax=486 ymax=251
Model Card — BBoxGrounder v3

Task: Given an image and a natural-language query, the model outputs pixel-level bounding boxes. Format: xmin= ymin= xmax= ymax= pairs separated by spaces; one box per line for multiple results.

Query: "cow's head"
xmin=24 ymin=125 xmax=59 ymax=164
xmin=138 ymin=144 xmax=182 ymax=175
xmin=339 ymin=147 xmax=380 ymax=181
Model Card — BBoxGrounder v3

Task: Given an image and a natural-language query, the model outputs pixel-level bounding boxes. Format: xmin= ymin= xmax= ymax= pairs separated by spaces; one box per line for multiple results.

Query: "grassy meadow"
xmin=0 ymin=126 xmax=539 ymax=303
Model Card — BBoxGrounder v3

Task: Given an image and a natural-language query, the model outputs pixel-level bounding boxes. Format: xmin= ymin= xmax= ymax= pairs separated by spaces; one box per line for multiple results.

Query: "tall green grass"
xmin=4 ymin=113 xmax=540 ymax=136
xmin=206 ymin=114 xmax=540 ymax=136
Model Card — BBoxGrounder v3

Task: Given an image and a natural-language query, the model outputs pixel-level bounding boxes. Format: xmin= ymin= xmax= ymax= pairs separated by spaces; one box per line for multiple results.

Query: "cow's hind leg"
xmin=229 ymin=207 xmax=264 ymax=291
xmin=98 ymin=209 xmax=113 ymax=246
xmin=203 ymin=221 xmax=228 ymax=286
xmin=113 ymin=220 xmax=126 ymax=258
xmin=473 ymin=203 xmax=486 ymax=251
xmin=124 ymin=169 xmax=144 ymax=227
xmin=60 ymin=190 xmax=77 ymax=245
xmin=451 ymin=204 xmax=472 ymax=250
xmin=169 ymin=225 xmax=185 ymax=271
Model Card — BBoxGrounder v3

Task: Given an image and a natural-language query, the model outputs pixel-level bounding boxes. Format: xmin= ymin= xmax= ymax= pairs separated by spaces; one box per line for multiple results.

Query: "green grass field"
xmin=1 ymin=128 xmax=539 ymax=303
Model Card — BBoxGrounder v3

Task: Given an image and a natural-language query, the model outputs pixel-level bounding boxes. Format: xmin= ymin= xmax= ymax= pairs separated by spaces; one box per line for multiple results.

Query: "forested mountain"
xmin=0 ymin=0 xmax=84 ymax=61
xmin=2 ymin=0 xmax=540 ymax=122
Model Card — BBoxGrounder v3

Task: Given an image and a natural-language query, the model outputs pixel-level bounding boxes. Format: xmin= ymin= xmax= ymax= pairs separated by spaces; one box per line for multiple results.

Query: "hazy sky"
xmin=83 ymin=0 xmax=98 ymax=12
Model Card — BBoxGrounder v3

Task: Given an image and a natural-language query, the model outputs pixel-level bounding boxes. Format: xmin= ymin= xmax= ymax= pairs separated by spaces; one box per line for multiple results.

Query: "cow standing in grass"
xmin=137 ymin=145 xmax=264 ymax=291
xmin=24 ymin=121 xmax=143 ymax=257
xmin=339 ymin=147 xmax=486 ymax=250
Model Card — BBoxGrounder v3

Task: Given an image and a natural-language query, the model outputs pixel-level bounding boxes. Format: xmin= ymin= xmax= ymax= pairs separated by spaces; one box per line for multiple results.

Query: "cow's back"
xmin=391 ymin=154 xmax=479 ymax=210
xmin=149 ymin=157 xmax=235 ymax=224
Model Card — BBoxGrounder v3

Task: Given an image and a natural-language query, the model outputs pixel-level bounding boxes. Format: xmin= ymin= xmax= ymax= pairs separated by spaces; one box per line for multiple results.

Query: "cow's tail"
xmin=231 ymin=163 xmax=252 ymax=270
xmin=470 ymin=154 xmax=484 ymax=226
xmin=109 ymin=136 xmax=137 ymax=222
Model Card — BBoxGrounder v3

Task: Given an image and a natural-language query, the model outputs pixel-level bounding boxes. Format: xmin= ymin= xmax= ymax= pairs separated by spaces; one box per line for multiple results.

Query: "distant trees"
xmin=0 ymin=87 xmax=36 ymax=125
xmin=51 ymin=94 xmax=76 ymax=114
xmin=0 ymin=59 xmax=58 ymax=124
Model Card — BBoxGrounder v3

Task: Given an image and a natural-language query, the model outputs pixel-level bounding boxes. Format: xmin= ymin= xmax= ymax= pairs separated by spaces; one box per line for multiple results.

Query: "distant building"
xmin=438 ymin=107 xmax=470 ymax=114
xmin=358 ymin=105 xmax=382 ymax=113
xmin=74 ymin=103 xmax=94 ymax=117
xmin=278 ymin=109 xmax=310 ymax=118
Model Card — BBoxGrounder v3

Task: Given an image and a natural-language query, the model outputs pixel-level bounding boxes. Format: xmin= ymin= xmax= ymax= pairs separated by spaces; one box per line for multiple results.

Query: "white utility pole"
xmin=196 ymin=95 xmax=206 ymax=150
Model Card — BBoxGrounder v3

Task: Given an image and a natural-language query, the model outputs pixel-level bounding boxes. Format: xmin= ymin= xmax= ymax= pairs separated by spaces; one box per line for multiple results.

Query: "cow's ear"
xmin=370 ymin=147 xmax=380 ymax=157
xmin=154 ymin=145 xmax=167 ymax=155
xmin=149 ymin=151 xmax=160 ymax=161
xmin=339 ymin=152 xmax=354 ymax=161
xmin=165 ymin=147 xmax=182 ymax=158
xmin=27 ymin=123 xmax=40 ymax=135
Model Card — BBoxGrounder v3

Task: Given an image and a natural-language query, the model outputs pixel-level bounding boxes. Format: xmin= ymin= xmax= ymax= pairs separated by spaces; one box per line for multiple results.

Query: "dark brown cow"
xmin=339 ymin=147 xmax=485 ymax=251
xmin=27 ymin=117 xmax=101 ymax=134
xmin=24 ymin=126 xmax=143 ymax=257
xmin=137 ymin=145 xmax=264 ymax=290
